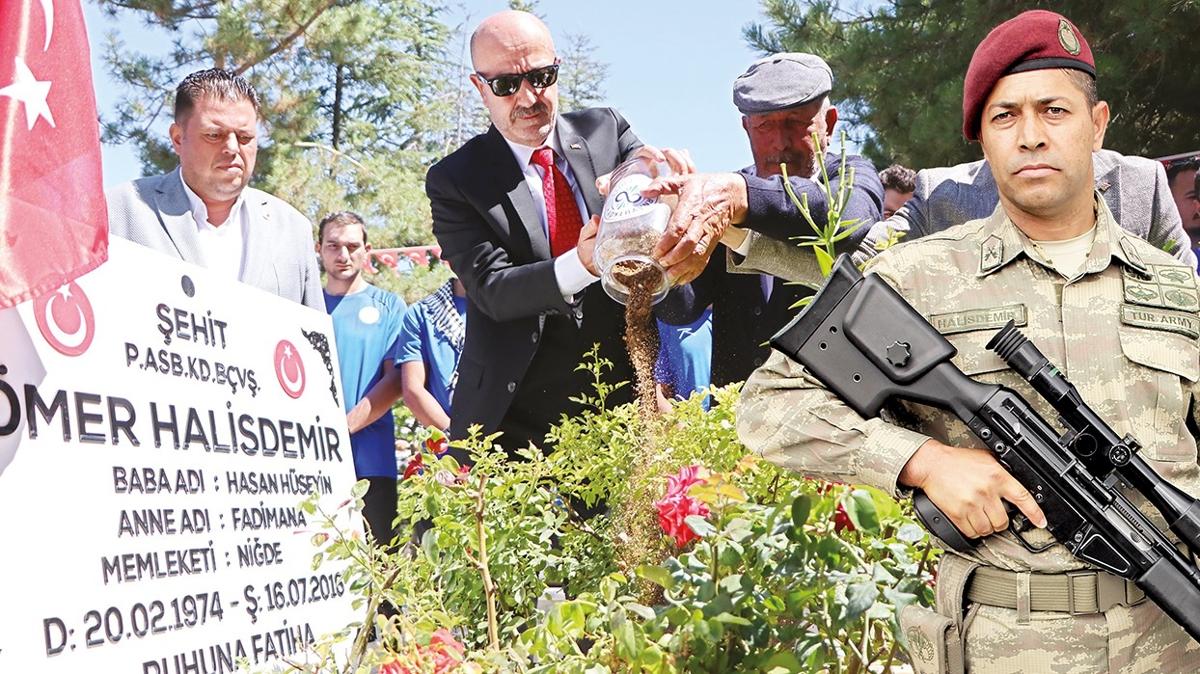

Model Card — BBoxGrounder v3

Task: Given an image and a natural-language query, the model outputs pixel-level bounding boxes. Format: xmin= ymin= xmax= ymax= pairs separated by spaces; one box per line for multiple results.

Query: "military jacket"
xmin=739 ymin=197 xmax=1200 ymax=572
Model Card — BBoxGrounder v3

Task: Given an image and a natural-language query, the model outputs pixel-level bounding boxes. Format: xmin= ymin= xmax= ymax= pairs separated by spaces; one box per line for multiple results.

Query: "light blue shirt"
xmin=396 ymin=295 xmax=467 ymax=415
xmin=325 ymin=285 xmax=407 ymax=478
xmin=656 ymin=307 xmax=713 ymax=408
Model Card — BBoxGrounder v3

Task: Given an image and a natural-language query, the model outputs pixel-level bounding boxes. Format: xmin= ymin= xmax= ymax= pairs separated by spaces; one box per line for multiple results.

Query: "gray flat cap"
xmin=733 ymin=52 xmax=833 ymax=114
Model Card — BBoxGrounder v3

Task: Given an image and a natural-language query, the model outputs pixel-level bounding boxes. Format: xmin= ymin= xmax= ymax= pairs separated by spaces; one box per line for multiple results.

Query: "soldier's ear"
xmin=1090 ymin=101 xmax=1109 ymax=152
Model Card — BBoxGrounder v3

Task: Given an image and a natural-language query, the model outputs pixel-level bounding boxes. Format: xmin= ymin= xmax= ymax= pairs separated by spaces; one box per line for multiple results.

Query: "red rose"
xmin=654 ymin=464 xmax=711 ymax=548
xmin=402 ymin=453 xmax=424 ymax=480
xmin=428 ymin=628 xmax=466 ymax=673
xmin=425 ymin=436 xmax=449 ymax=455
xmin=833 ymin=503 xmax=855 ymax=533
xmin=379 ymin=628 xmax=466 ymax=674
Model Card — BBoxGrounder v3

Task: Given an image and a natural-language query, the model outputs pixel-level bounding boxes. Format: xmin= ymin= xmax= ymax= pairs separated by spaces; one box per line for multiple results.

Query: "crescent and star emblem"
xmin=34 ymin=282 xmax=95 ymax=356
xmin=274 ymin=340 xmax=306 ymax=398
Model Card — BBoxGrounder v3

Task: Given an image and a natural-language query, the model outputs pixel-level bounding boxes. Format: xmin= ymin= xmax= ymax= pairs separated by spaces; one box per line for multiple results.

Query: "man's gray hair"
xmin=174 ymin=68 xmax=260 ymax=122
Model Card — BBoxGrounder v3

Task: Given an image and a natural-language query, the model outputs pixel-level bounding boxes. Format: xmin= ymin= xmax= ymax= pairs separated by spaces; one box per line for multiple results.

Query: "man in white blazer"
xmin=107 ymin=68 xmax=322 ymax=310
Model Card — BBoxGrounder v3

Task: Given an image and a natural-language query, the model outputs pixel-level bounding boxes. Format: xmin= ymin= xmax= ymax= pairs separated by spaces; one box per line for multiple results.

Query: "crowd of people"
xmin=104 ymin=6 xmax=1200 ymax=672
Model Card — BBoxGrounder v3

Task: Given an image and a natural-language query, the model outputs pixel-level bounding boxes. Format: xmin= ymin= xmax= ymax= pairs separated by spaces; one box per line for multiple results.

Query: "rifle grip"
xmin=913 ymin=490 xmax=977 ymax=552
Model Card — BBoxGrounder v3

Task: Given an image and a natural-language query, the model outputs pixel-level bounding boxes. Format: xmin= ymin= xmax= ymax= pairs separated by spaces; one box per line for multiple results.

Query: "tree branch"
xmin=234 ymin=0 xmax=340 ymax=75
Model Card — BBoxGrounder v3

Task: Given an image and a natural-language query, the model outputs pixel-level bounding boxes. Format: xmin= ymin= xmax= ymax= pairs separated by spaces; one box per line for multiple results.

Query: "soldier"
xmin=738 ymin=10 xmax=1200 ymax=674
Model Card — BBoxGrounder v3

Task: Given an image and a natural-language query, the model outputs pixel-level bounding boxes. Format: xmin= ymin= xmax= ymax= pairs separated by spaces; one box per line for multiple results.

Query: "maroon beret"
xmin=962 ymin=10 xmax=1095 ymax=141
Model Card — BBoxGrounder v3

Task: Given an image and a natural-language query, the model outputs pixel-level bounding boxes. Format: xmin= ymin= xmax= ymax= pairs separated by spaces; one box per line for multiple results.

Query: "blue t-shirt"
xmin=655 ymin=307 xmax=713 ymax=408
xmin=325 ymin=285 xmax=407 ymax=478
xmin=396 ymin=295 xmax=467 ymax=415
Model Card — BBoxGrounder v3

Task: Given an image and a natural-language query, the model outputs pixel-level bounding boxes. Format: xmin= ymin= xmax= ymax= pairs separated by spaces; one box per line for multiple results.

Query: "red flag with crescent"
xmin=0 ymin=0 xmax=107 ymax=309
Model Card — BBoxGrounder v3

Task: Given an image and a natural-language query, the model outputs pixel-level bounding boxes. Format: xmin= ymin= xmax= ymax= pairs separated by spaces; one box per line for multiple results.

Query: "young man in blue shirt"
xmin=397 ymin=271 xmax=467 ymax=433
xmin=318 ymin=211 xmax=407 ymax=545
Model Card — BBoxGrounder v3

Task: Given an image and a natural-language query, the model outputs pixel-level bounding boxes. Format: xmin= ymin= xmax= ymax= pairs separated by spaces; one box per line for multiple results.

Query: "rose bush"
xmin=289 ymin=136 xmax=934 ymax=673
xmin=296 ymin=366 xmax=937 ymax=674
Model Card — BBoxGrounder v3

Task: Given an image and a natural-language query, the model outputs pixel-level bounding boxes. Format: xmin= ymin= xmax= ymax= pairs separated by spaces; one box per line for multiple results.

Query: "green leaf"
xmin=685 ymin=515 xmax=717 ymax=538
xmin=550 ymin=600 xmax=588 ymax=638
xmin=350 ymin=479 xmax=370 ymax=499
xmin=844 ymin=580 xmax=880 ymax=620
xmin=636 ymin=565 xmax=675 ymax=590
xmin=845 ymin=489 xmax=881 ymax=534
xmin=713 ymin=611 xmax=752 ymax=625
xmin=814 ymin=247 xmax=834 ymax=276
xmin=717 ymin=573 xmax=744 ymax=596
xmin=639 ymin=644 xmax=667 ymax=673
xmin=626 ymin=602 xmax=657 ymax=621
xmin=762 ymin=651 xmax=804 ymax=673
xmin=614 ymin=618 xmax=640 ymax=659
xmin=791 ymin=494 xmax=812 ymax=528
xmin=883 ymin=587 xmax=920 ymax=616
xmin=897 ymin=522 xmax=927 ymax=543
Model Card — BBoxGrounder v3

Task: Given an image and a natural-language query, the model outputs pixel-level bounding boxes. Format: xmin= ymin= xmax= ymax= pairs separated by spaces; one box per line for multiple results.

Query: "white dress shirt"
xmin=179 ymin=172 xmax=249 ymax=281
xmin=503 ymin=128 xmax=599 ymax=301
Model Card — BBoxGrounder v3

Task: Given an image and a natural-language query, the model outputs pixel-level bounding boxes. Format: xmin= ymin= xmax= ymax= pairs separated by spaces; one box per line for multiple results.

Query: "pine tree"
xmin=746 ymin=0 xmax=1200 ymax=169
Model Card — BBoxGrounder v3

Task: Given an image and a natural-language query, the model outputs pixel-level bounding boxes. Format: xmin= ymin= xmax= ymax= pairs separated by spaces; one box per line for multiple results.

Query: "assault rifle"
xmin=771 ymin=255 xmax=1200 ymax=641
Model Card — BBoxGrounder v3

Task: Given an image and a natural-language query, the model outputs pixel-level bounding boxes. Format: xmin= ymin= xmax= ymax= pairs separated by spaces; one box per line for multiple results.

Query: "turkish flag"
xmin=0 ymin=0 xmax=107 ymax=309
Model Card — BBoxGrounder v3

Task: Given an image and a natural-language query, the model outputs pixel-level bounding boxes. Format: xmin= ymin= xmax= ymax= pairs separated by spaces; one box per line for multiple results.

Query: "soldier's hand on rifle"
xmin=899 ymin=438 xmax=1048 ymax=539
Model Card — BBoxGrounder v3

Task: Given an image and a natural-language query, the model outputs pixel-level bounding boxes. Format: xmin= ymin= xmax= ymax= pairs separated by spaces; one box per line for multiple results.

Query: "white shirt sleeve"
xmin=730 ymin=227 xmax=755 ymax=257
xmin=554 ymin=248 xmax=599 ymax=301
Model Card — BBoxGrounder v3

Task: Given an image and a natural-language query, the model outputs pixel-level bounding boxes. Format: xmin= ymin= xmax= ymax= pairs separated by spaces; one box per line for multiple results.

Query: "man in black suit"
xmin=426 ymin=10 xmax=686 ymax=453
xmin=655 ymin=53 xmax=883 ymax=385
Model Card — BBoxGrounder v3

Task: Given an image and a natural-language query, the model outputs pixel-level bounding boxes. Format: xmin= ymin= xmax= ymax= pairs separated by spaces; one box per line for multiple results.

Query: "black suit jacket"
xmin=657 ymin=258 xmax=810 ymax=386
xmin=657 ymin=156 xmax=883 ymax=385
xmin=426 ymin=108 xmax=642 ymax=441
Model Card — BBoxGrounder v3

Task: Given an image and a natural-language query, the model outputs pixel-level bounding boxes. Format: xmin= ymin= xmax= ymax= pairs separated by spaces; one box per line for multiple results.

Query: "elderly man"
xmin=740 ymin=10 xmax=1200 ymax=673
xmin=656 ymin=53 xmax=882 ymax=385
xmin=426 ymin=10 xmax=687 ymax=453
xmin=107 ymin=68 xmax=322 ymax=309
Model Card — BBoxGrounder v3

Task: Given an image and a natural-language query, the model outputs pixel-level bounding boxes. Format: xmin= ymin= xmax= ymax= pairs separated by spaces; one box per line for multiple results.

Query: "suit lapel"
xmin=240 ymin=190 xmax=274 ymax=287
xmin=1094 ymin=161 xmax=1121 ymax=222
xmin=485 ymin=126 xmax=551 ymax=260
xmin=155 ymin=168 xmax=206 ymax=264
xmin=556 ymin=115 xmax=603 ymax=216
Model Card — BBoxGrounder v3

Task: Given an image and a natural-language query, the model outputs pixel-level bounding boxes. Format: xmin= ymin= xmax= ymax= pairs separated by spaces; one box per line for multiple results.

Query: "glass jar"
xmin=594 ymin=157 xmax=674 ymax=305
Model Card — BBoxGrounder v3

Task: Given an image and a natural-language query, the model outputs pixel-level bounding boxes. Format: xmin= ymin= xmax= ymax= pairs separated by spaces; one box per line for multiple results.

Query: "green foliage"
xmin=557 ymin=33 xmax=610 ymax=113
xmin=746 ymin=0 xmax=1200 ymax=168
xmin=368 ymin=262 xmax=453 ymax=306
xmin=299 ymin=367 xmax=935 ymax=673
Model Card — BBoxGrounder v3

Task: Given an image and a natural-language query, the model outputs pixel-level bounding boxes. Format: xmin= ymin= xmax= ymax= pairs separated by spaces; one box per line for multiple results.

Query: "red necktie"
xmin=531 ymin=146 xmax=584 ymax=257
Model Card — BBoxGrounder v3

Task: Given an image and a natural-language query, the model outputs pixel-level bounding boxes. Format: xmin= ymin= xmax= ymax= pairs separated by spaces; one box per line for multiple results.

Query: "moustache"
xmin=765 ymin=153 xmax=816 ymax=177
xmin=511 ymin=102 xmax=550 ymax=124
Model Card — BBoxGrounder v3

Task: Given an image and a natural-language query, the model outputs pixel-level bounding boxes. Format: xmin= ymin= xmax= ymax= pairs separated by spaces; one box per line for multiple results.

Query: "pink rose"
xmin=654 ymin=464 xmax=711 ymax=548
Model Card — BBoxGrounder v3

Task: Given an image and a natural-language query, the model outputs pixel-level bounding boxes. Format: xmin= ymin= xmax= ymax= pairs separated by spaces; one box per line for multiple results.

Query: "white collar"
xmin=503 ymin=122 xmax=561 ymax=169
xmin=178 ymin=170 xmax=247 ymax=230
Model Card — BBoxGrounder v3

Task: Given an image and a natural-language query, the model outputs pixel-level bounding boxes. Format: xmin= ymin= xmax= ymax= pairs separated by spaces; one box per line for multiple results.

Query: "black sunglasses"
xmin=476 ymin=62 xmax=560 ymax=97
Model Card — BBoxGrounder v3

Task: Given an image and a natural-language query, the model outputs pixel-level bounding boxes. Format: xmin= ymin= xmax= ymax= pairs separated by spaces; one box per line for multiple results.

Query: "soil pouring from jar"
xmin=614 ymin=259 xmax=661 ymax=417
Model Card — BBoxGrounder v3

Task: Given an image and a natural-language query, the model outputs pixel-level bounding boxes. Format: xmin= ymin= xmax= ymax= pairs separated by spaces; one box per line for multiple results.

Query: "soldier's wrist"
xmin=898 ymin=438 xmax=943 ymax=489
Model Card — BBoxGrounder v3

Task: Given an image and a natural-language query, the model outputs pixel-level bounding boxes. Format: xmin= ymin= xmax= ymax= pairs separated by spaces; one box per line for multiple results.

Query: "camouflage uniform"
xmin=739 ymin=197 xmax=1200 ymax=673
